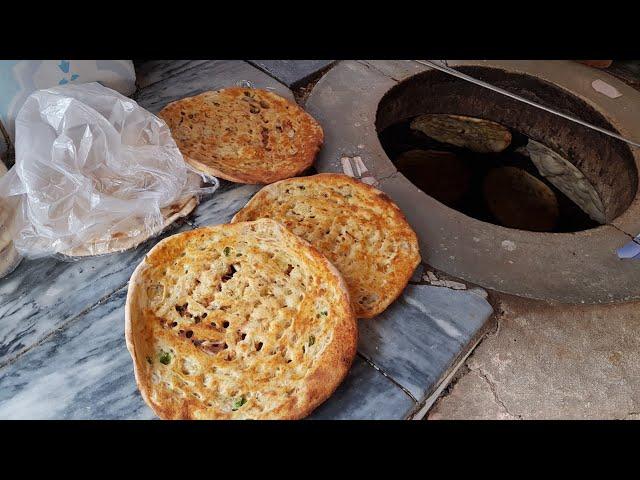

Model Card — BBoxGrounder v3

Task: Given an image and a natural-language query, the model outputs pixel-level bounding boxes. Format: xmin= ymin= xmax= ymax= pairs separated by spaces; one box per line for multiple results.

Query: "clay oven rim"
xmin=374 ymin=65 xmax=638 ymax=227
xmin=306 ymin=60 xmax=640 ymax=303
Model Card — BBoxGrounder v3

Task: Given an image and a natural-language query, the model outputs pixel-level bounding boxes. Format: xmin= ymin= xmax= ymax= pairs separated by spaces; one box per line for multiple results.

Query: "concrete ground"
xmin=427 ymin=294 xmax=640 ymax=420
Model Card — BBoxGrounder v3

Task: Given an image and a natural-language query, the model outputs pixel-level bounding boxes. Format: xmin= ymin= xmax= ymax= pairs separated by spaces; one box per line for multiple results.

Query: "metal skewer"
xmin=413 ymin=60 xmax=640 ymax=149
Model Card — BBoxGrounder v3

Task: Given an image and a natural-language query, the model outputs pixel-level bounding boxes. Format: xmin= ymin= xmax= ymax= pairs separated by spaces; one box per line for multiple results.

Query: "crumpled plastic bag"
xmin=0 ymin=82 xmax=218 ymax=259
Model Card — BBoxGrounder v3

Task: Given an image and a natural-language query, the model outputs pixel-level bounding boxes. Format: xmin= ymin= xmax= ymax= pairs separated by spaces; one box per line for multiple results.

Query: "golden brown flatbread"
xmin=0 ymin=161 xmax=22 ymax=277
xmin=411 ymin=114 xmax=512 ymax=153
xmin=232 ymin=174 xmax=421 ymax=318
xmin=483 ymin=166 xmax=559 ymax=231
xmin=158 ymin=88 xmax=324 ymax=184
xmin=125 ymin=218 xmax=357 ymax=420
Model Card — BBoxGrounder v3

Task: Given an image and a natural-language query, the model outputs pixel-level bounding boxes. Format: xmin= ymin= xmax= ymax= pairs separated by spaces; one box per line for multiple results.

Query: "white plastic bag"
xmin=0 ymin=82 xmax=218 ymax=258
xmin=0 ymin=60 xmax=136 ymax=144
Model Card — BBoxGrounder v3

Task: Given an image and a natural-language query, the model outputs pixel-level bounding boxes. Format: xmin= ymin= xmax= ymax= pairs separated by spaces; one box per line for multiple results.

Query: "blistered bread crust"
xmin=232 ymin=174 xmax=421 ymax=318
xmin=125 ymin=219 xmax=356 ymax=419
xmin=158 ymin=88 xmax=324 ymax=184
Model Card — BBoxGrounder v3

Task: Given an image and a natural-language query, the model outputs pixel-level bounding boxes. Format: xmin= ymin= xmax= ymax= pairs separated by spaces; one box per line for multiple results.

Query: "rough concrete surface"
xmin=427 ymin=294 xmax=640 ymax=420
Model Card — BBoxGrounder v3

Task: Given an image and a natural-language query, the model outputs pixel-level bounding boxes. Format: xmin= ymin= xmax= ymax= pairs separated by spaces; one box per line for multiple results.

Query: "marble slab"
xmin=0 ymin=221 xmax=190 ymax=367
xmin=134 ymin=60 xmax=209 ymax=89
xmin=248 ymin=60 xmax=335 ymax=88
xmin=191 ymin=183 xmax=261 ymax=228
xmin=358 ymin=284 xmax=493 ymax=400
xmin=0 ymin=183 xmax=259 ymax=368
xmin=134 ymin=60 xmax=294 ymax=114
xmin=308 ymin=356 xmax=416 ymax=420
xmin=0 ymin=288 xmax=154 ymax=420
xmin=0 ymin=284 xmax=415 ymax=420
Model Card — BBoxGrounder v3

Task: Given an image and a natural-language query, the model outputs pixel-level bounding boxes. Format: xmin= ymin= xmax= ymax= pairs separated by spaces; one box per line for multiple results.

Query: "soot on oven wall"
xmin=379 ymin=115 xmax=601 ymax=233
xmin=375 ymin=66 xmax=638 ymax=234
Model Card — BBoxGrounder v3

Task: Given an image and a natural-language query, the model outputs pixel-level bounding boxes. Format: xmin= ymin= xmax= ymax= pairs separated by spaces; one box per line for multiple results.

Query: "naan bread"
xmin=411 ymin=114 xmax=512 ymax=153
xmin=126 ymin=218 xmax=357 ymax=419
xmin=158 ymin=88 xmax=323 ymax=184
xmin=232 ymin=174 xmax=421 ymax=318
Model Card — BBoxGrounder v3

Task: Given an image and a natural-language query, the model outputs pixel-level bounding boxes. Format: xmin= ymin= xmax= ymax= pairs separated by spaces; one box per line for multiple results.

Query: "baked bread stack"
xmin=60 ymin=196 xmax=198 ymax=258
xmin=0 ymin=160 xmax=22 ymax=278
xmin=126 ymin=88 xmax=421 ymax=420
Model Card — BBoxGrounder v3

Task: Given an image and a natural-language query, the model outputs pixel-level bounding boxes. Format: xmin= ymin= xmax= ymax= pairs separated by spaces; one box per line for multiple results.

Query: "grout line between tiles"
xmin=356 ymin=352 xmax=418 ymax=404
xmin=133 ymin=60 xmax=214 ymax=95
xmin=610 ymin=223 xmax=640 ymax=245
xmin=0 ymin=284 xmax=129 ymax=371
xmin=0 ymin=220 xmax=200 ymax=370
xmin=407 ymin=335 xmax=484 ymax=420
xmin=406 ymin=312 xmax=497 ymax=420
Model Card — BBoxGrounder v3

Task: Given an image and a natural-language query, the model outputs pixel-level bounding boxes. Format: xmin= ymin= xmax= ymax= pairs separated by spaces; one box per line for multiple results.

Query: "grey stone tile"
xmin=0 ymin=221 xmax=190 ymax=366
xmin=248 ymin=60 xmax=335 ymax=88
xmin=308 ymin=356 xmax=416 ymax=420
xmin=0 ymin=185 xmax=260 ymax=367
xmin=358 ymin=284 xmax=493 ymax=400
xmin=191 ymin=184 xmax=260 ymax=228
xmin=134 ymin=60 xmax=209 ymax=89
xmin=135 ymin=60 xmax=292 ymax=114
xmin=0 ymin=288 xmax=155 ymax=420
xmin=0 ymin=283 xmax=414 ymax=419
xmin=410 ymin=263 xmax=425 ymax=282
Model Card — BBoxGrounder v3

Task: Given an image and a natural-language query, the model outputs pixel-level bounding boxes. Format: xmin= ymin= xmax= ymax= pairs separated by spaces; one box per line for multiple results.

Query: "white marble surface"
xmin=134 ymin=60 xmax=209 ymax=89
xmin=308 ymin=356 xmax=416 ymax=420
xmin=247 ymin=60 xmax=335 ymax=87
xmin=0 ymin=286 xmax=416 ymax=420
xmin=0 ymin=223 xmax=188 ymax=366
xmin=0 ymin=288 xmax=154 ymax=420
xmin=358 ymin=284 xmax=493 ymax=400
xmin=0 ymin=183 xmax=257 ymax=368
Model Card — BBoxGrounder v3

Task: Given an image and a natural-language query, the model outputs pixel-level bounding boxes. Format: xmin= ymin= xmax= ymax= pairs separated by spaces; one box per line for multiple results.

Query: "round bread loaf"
xmin=232 ymin=174 xmax=421 ymax=318
xmin=0 ymin=160 xmax=22 ymax=277
xmin=158 ymin=88 xmax=324 ymax=184
xmin=410 ymin=114 xmax=512 ymax=153
xmin=125 ymin=218 xmax=357 ymax=420
xmin=0 ymin=159 xmax=9 ymax=252
xmin=483 ymin=166 xmax=559 ymax=231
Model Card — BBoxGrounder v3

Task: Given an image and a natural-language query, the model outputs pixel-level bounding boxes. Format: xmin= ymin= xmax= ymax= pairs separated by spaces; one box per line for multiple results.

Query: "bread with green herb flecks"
xmin=232 ymin=174 xmax=421 ymax=318
xmin=125 ymin=218 xmax=356 ymax=420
